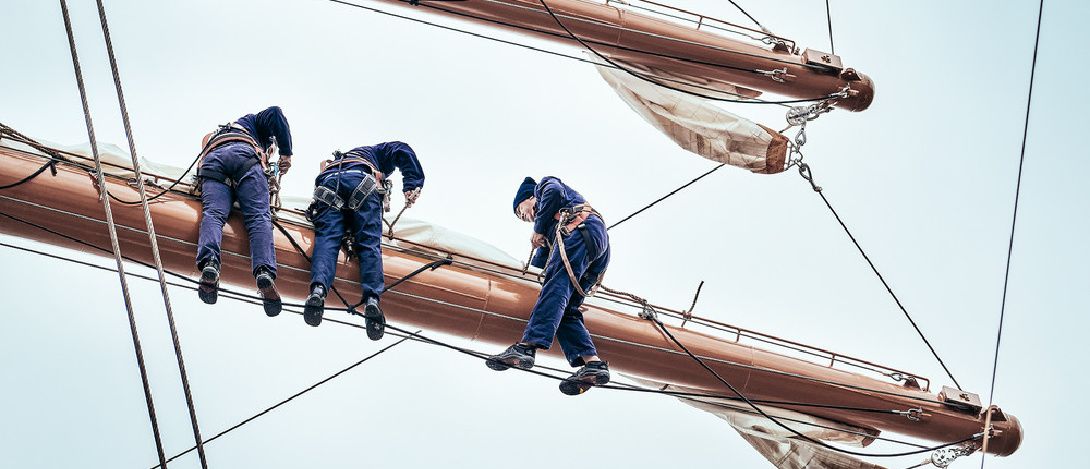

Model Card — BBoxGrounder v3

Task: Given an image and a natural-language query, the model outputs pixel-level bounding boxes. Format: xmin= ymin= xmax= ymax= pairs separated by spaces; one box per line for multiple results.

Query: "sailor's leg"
xmin=349 ymin=191 xmax=386 ymax=340
xmin=236 ymin=164 xmax=276 ymax=276
xmin=521 ymin=232 xmax=592 ymax=350
xmin=196 ymin=177 xmax=233 ymax=268
xmin=305 ymin=200 xmax=345 ymax=326
xmin=309 ymin=204 xmax=346 ymax=291
xmin=348 ymin=191 xmax=385 ymax=300
xmin=556 ymin=239 xmax=608 ymax=366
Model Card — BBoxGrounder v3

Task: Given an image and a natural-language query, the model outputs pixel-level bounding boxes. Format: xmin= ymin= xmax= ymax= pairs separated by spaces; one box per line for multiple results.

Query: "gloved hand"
xmin=404 ymin=187 xmax=422 ymax=207
xmin=531 ymin=232 xmax=547 ymax=249
xmin=278 ymin=155 xmax=292 ymax=175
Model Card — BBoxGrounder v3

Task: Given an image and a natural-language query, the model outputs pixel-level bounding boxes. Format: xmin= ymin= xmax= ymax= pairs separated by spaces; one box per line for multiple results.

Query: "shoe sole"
xmin=484 ymin=356 xmax=534 ymax=372
xmin=303 ymin=294 xmax=324 ymax=327
xmin=198 ymin=266 xmax=219 ymax=305
xmin=257 ymin=275 xmax=281 ymax=317
xmin=364 ymin=302 xmax=385 ymax=341
xmin=558 ymin=372 xmax=610 ymax=396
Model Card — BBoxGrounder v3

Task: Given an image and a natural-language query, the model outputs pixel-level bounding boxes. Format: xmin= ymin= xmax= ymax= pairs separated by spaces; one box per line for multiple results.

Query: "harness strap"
xmin=195 ymin=125 xmax=267 ymax=183
xmin=552 ymin=203 xmax=606 ymax=298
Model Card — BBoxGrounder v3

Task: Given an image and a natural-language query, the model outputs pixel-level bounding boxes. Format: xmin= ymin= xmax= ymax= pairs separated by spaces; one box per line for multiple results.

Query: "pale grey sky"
xmin=1 ymin=0 xmax=1086 ymax=468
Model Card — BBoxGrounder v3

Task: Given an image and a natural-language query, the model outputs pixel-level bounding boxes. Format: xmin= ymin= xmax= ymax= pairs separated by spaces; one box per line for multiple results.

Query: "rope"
xmin=0 ymin=236 xmax=949 ymax=451
xmin=150 ymin=334 xmax=414 ymax=469
xmin=93 ymin=1 xmax=209 ymax=466
xmin=0 ymin=158 xmax=57 ymax=190
xmin=982 ymin=0 xmax=1044 ymax=462
xmin=824 ymin=0 xmax=835 ymax=54
xmin=608 ymin=163 xmax=725 ymax=231
xmin=57 ymin=1 xmax=168 ymax=466
xmin=802 ymin=172 xmax=964 ymax=391
xmin=383 ymin=203 xmax=409 ymax=239
xmin=726 ymin=0 xmax=767 ymax=32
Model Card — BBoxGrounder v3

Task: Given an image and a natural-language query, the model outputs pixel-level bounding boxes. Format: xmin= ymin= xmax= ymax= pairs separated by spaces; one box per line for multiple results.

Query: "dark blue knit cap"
xmin=512 ymin=177 xmax=537 ymax=214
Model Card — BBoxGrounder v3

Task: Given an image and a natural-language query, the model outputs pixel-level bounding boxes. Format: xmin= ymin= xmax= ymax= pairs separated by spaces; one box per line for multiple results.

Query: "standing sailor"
xmin=303 ymin=142 xmax=424 ymax=338
xmin=195 ymin=105 xmax=292 ymax=317
xmin=487 ymin=177 xmax=611 ymax=395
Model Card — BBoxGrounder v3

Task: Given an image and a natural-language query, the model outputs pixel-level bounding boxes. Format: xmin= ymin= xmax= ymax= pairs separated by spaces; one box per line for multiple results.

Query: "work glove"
xmin=404 ymin=187 xmax=422 ymax=207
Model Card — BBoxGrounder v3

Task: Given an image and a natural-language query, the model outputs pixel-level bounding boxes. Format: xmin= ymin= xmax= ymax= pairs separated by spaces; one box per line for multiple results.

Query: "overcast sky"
xmin=1 ymin=0 xmax=1086 ymax=468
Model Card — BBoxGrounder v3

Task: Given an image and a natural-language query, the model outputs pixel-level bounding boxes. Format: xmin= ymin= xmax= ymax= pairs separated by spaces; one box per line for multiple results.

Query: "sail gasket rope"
xmin=91 ymin=1 xmax=210 ymax=466
xmin=56 ymin=1 xmax=171 ymax=466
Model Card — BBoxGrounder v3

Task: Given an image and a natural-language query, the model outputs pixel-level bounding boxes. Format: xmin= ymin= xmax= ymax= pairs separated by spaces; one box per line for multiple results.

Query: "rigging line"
xmin=808 ymin=183 xmax=963 ymax=391
xmin=536 ymin=0 xmax=833 ymax=105
xmin=725 ymin=0 xmax=767 ymax=32
xmin=0 ymin=240 xmax=937 ymax=450
xmin=607 ymin=163 xmax=725 ymax=231
xmin=56 ymin=0 xmax=168 ymax=466
xmin=824 ymin=0 xmax=835 ymax=55
xmin=0 ymin=158 xmax=57 ymax=190
xmin=982 ymin=0 xmax=1044 ymax=464
xmin=647 ymin=316 xmax=980 ymax=458
xmin=150 ymin=334 xmax=415 ymax=469
xmin=93 ymin=2 xmax=209 ymax=466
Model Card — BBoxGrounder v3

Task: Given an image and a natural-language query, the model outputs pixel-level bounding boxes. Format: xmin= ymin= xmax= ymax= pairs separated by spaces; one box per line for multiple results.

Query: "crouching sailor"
xmin=195 ymin=105 xmax=293 ymax=316
xmin=303 ymin=142 xmax=424 ymax=338
xmin=487 ymin=177 xmax=611 ymax=395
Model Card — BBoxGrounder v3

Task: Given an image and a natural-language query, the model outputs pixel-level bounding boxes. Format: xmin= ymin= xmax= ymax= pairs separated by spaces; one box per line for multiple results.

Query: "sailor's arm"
xmin=255 ymin=106 xmax=293 ymax=172
xmin=531 ymin=178 xmax=562 ymax=236
xmin=377 ymin=141 xmax=425 ymax=206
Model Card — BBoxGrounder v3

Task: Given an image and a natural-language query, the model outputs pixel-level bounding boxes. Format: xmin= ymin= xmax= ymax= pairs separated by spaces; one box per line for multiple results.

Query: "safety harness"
xmin=548 ymin=203 xmax=607 ymax=298
xmin=195 ymin=123 xmax=267 ymax=183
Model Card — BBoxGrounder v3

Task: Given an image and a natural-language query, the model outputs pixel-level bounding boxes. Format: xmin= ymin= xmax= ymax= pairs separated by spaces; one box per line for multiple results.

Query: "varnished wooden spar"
xmin=0 ymin=147 xmax=1020 ymax=456
xmin=370 ymin=0 xmax=875 ymax=110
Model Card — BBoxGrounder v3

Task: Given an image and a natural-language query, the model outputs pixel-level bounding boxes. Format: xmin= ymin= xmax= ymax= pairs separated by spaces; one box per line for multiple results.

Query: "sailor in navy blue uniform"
xmin=195 ymin=106 xmax=292 ymax=316
xmin=487 ymin=177 xmax=611 ymax=395
xmin=302 ymin=142 xmax=424 ymax=338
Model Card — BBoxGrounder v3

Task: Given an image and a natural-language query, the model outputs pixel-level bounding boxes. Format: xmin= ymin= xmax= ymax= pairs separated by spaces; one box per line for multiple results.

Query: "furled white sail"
xmin=594 ymin=63 xmax=789 ymax=174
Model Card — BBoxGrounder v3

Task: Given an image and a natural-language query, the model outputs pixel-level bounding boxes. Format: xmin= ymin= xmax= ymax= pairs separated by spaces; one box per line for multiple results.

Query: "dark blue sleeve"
xmin=532 ymin=179 xmax=563 ymax=235
xmin=255 ymin=106 xmax=293 ymax=156
xmin=530 ymin=246 xmax=549 ymax=269
xmin=376 ymin=141 xmax=424 ymax=192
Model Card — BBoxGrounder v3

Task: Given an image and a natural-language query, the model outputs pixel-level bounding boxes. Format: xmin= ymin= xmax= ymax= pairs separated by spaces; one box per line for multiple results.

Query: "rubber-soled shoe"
xmin=197 ymin=261 xmax=219 ymax=305
xmin=485 ymin=343 xmax=536 ymax=371
xmin=256 ymin=268 xmax=282 ymax=317
xmin=363 ymin=297 xmax=385 ymax=341
xmin=303 ymin=284 xmax=326 ymax=327
xmin=559 ymin=360 xmax=610 ymax=396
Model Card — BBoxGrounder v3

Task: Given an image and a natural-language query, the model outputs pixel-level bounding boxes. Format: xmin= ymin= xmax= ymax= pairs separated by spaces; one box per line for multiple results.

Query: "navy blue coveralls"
xmin=309 ymin=142 xmax=424 ymax=300
xmin=195 ymin=106 xmax=293 ymax=276
xmin=524 ymin=177 xmax=610 ymax=367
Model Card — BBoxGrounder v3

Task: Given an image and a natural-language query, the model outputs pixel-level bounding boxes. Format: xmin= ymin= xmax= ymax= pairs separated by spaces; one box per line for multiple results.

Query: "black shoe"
xmin=485 ymin=343 xmax=536 ymax=371
xmin=197 ymin=260 xmax=219 ymax=305
xmin=256 ymin=268 xmax=281 ymax=317
xmin=363 ymin=297 xmax=385 ymax=341
xmin=559 ymin=360 xmax=610 ymax=396
xmin=303 ymin=284 xmax=326 ymax=327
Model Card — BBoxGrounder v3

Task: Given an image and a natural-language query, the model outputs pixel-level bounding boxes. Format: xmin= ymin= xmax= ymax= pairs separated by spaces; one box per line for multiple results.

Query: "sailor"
xmin=195 ymin=105 xmax=292 ymax=316
xmin=302 ymin=142 xmax=424 ymax=338
xmin=487 ymin=177 xmax=611 ymax=395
